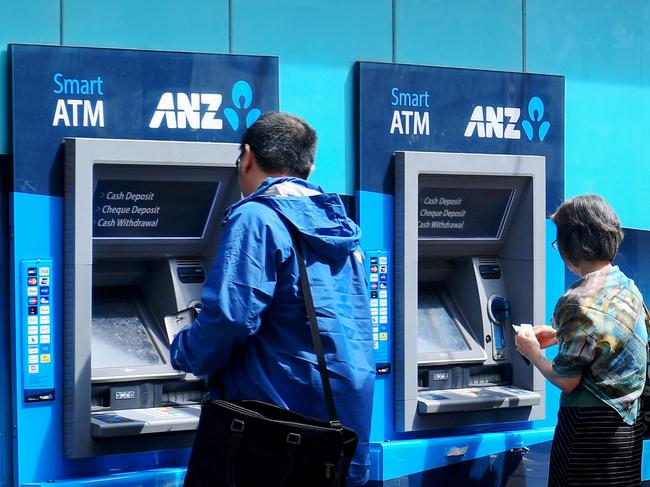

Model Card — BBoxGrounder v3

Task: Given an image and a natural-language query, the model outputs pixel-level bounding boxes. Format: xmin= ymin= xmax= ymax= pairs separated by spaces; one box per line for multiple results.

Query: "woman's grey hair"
xmin=550 ymin=194 xmax=623 ymax=265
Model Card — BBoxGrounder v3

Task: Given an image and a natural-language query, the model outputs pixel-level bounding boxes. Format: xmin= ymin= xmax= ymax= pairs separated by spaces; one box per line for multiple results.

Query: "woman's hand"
xmin=515 ymin=325 xmax=581 ymax=394
xmin=515 ymin=327 xmax=543 ymax=362
xmin=534 ymin=325 xmax=558 ymax=349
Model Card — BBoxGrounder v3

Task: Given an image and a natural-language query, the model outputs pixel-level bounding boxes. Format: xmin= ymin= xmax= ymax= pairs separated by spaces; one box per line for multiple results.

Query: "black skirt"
xmin=548 ymin=406 xmax=644 ymax=487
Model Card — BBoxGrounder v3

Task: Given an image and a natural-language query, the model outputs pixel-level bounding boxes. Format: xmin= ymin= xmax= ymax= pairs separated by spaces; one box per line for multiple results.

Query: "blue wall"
xmin=527 ymin=0 xmax=650 ymax=230
xmin=2 ymin=1 xmax=650 ymax=486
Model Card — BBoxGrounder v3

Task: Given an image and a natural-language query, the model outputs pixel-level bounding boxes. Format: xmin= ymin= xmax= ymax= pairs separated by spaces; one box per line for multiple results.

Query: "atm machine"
xmin=63 ymin=138 xmax=240 ymax=457
xmin=393 ymin=151 xmax=546 ymax=432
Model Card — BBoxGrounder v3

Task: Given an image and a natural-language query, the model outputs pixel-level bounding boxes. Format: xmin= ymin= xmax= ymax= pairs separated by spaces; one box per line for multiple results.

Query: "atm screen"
xmin=418 ymin=290 xmax=470 ymax=353
xmin=92 ymin=165 xmax=222 ymax=240
xmin=91 ymin=295 xmax=164 ymax=369
xmin=417 ymin=187 xmax=514 ymax=239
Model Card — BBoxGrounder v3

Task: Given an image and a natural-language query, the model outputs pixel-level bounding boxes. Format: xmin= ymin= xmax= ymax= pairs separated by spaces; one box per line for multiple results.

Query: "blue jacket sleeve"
xmin=170 ymin=204 xmax=281 ymax=376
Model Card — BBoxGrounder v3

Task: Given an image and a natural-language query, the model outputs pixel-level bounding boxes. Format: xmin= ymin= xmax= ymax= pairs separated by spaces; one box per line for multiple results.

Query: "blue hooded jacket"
xmin=171 ymin=177 xmax=375 ymax=485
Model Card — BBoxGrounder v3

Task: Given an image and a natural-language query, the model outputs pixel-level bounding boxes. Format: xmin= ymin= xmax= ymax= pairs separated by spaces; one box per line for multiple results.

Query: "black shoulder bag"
xmin=183 ymin=232 xmax=359 ymax=487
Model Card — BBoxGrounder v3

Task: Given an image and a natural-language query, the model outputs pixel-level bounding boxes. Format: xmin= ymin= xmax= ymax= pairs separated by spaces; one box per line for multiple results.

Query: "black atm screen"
xmin=93 ymin=179 xmax=221 ymax=239
xmin=418 ymin=187 xmax=513 ymax=239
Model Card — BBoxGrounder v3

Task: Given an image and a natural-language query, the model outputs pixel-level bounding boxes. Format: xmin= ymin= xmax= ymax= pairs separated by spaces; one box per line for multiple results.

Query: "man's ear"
xmin=241 ymin=144 xmax=255 ymax=173
xmin=308 ymin=163 xmax=316 ymax=177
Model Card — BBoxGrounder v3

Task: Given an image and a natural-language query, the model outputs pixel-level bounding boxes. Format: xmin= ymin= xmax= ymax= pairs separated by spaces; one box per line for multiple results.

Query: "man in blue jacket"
xmin=170 ymin=112 xmax=375 ymax=485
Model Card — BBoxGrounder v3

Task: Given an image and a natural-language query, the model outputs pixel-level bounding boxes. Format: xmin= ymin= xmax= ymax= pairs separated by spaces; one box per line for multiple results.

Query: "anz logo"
xmin=464 ymin=97 xmax=551 ymax=142
xmin=149 ymin=80 xmax=261 ymax=130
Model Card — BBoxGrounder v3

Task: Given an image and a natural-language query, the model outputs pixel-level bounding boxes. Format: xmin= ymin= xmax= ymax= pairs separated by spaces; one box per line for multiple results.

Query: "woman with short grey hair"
xmin=516 ymin=194 xmax=647 ymax=487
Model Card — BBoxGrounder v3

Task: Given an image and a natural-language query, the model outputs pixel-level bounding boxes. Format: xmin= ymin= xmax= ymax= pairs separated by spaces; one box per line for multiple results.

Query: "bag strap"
xmin=290 ymin=229 xmax=341 ymax=427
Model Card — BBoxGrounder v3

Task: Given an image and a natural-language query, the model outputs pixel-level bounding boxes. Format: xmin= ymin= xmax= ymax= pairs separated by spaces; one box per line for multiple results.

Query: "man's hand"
xmin=533 ymin=325 xmax=557 ymax=349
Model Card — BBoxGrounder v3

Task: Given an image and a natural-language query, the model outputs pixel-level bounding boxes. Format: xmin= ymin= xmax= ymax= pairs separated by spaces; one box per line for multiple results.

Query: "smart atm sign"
xmin=389 ymin=88 xmax=430 ymax=136
xmin=357 ymin=61 xmax=565 ymax=214
xmin=10 ymin=44 xmax=278 ymax=196
xmin=51 ymin=73 xmax=105 ymax=127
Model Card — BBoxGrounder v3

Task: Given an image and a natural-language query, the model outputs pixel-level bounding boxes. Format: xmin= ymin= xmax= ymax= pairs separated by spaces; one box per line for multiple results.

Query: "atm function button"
xmin=40 ymin=287 xmax=49 ymax=296
xmin=28 ymin=347 xmax=38 ymax=355
xmin=40 ymin=316 xmax=50 ymax=325
xmin=28 ymin=364 xmax=39 ymax=374
xmin=379 ymin=290 xmax=388 ymax=298
xmin=40 ymin=354 xmax=51 ymax=363
xmin=28 ymin=277 xmax=37 ymax=286
xmin=39 ymin=277 xmax=49 ymax=286
xmin=370 ymin=257 xmax=378 ymax=265
xmin=28 ymin=336 xmax=38 ymax=345
xmin=373 ymin=333 xmax=379 ymax=341
xmin=373 ymin=342 xmax=379 ymax=350
xmin=379 ymin=274 xmax=388 ymax=282
xmin=27 ymin=316 xmax=38 ymax=325
xmin=28 ymin=297 xmax=37 ymax=305
xmin=39 ymin=267 xmax=50 ymax=276
xmin=371 ymin=316 xmax=379 ymax=324
xmin=379 ymin=265 xmax=388 ymax=273
xmin=370 ymin=299 xmax=378 ymax=307
xmin=379 ymin=282 xmax=387 ymax=290
xmin=372 ymin=327 xmax=379 ymax=333
xmin=40 ymin=335 xmax=50 ymax=344
xmin=40 ymin=297 xmax=49 ymax=305
xmin=28 ymin=355 xmax=38 ymax=364
xmin=370 ymin=265 xmax=378 ymax=273
xmin=370 ymin=282 xmax=378 ymax=290
xmin=27 ymin=268 xmax=37 ymax=276
xmin=369 ymin=274 xmax=378 ymax=282
xmin=379 ymin=257 xmax=388 ymax=265
xmin=27 ymin=287 xmax=38 ymax=297
xmin=370 ymin=291 xmax=378 ymax=299
xmin=380 ymin=316 xmax=388 ymax=324
xmin=380 ymin=332 xmax=388 ymax=340
xmin=27 ymin=326 xmax=38 ymax=335
xmin=379 ymin=308 xmax=388 ymax=316
xmin=379 ymin=299 xmax=388 ymax=307
xmin=39 ymin=325 xmax=50 ymax=335
xmin=39 ymin=306 xmax=50 ymax=315
xmin=370 ymin=308 xmax=379 ymax=316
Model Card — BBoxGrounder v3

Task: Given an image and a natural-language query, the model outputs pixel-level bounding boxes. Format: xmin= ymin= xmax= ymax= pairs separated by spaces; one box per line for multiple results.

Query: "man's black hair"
xmin=241 ymin=112 xmax=317 ymax=179
xmin=550 ymin=194 xmax=623 ymax=265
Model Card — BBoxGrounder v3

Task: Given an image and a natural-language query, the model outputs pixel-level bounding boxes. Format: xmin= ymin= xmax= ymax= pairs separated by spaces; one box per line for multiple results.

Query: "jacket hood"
xmin=225 ymin=177 xmax=361 ymax=258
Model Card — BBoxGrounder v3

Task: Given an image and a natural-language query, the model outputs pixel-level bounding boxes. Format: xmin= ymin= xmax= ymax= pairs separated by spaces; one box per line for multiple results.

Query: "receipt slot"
xmin=63 ymin=138 xmax=241 ymax=457
xmin=394 ymin=151 xmax=546 ymax=432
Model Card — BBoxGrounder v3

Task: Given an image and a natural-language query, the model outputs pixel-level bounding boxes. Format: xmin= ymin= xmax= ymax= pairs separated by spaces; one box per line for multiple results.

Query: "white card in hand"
xmin=512 ymin=323 xmax=533 ymax=333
